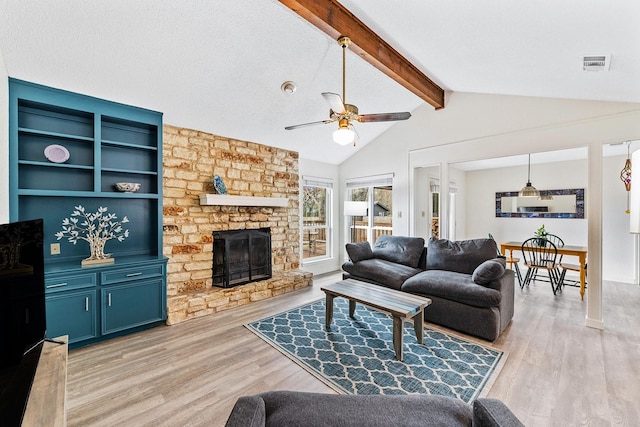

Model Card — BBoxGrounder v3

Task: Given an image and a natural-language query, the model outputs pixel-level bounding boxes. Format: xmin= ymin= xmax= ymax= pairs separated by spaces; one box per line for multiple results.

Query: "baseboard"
xmin=585 ymin=316 xmax=604 ymax=330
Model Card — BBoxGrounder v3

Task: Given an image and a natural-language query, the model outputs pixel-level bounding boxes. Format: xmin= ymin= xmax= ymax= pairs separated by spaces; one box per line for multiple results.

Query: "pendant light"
xmin=519 ymin=153 xmax=540 ymax=197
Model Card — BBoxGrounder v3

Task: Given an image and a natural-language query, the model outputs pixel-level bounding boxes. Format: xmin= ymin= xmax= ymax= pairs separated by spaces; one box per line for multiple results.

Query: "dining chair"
xmin=559 ymin=262 xmax=587 ymax=288
xmin=521 ymin=237 xmax=562 ymax=295
xmin=532 ymin=233 xmax=564 ymax=283
xmin=488 ymin=233 xmax=522 ymax=286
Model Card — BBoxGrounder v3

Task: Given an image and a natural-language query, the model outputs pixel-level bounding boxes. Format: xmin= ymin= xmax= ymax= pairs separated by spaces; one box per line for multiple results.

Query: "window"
xmin=346 ymin=174 xmax=393 ymax=244
xmin=302 ymin=177 xmax=333 ymax=261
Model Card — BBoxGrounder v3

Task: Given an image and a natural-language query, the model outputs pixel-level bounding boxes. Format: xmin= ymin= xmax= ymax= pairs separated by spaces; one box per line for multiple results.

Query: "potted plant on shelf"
xmin=534 ymin=224 xmax=548 ymax=246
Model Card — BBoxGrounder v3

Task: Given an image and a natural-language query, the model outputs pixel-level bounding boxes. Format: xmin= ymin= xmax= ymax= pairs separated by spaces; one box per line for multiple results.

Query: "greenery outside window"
xmin=302 ymin=177 xmax=333 ymax=261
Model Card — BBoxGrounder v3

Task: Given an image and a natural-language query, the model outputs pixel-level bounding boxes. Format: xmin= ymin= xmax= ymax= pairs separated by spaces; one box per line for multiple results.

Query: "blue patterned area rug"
xmin=246 ymin=298 xmax=507 ymax=403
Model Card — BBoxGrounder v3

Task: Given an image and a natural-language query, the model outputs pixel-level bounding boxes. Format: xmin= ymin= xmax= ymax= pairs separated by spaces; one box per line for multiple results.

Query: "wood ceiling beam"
xmin=279 ymin=0 xmax=445 ymax=109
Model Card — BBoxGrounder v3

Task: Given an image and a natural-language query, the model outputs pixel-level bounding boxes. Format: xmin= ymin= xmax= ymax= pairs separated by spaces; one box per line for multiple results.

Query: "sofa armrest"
xmin=491 ymin=269 xmax=515 ymax=332
xmin=225 ymin=395 xmax=266 ymax=427
xmin=473 ymin=398 xmax=523 ymax=427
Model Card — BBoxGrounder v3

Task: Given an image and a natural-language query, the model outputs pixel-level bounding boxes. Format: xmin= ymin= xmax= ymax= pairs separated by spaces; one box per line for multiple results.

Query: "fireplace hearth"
xmin=212 ymin=228 xmax=272 ymax=288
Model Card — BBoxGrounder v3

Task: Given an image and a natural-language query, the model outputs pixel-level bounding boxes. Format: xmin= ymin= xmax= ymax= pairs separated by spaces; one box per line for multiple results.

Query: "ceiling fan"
xmin=284 ymin=36 xmax=411 ymax=146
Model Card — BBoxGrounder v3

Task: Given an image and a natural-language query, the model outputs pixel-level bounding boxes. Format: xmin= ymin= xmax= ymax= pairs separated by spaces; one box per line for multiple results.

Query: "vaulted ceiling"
xmin=1 ymin=1 xmax=639 ymax=164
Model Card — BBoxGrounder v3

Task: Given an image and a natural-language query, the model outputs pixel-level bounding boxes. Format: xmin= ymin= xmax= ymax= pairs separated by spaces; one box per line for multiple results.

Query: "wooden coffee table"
xmin=320 ymin=279 xmax=432 ymax=361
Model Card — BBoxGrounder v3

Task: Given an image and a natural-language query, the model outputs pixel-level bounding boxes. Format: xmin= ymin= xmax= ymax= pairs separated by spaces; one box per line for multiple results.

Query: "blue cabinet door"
xmin=101 ymin=279 xmax=165 ymax=335
xmin=46 ymin=290 xmax=97 ymax=344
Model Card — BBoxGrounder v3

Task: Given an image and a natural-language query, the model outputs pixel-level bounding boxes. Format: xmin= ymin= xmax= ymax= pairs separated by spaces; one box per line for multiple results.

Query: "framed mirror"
xmin=495 ymin=188 xmax=585 ymax=218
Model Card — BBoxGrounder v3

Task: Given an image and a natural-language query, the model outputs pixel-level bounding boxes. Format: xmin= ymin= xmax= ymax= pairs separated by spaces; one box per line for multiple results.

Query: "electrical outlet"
xmin=50 ymin=243 xmax=61 ymax=255
xmin=397 ymin=211 xmax=402 ymax=218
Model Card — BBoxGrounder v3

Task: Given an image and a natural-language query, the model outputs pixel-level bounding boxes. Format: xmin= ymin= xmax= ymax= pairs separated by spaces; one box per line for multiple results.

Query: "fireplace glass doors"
xmin=212 ymin=228 xmax=272 ymax=288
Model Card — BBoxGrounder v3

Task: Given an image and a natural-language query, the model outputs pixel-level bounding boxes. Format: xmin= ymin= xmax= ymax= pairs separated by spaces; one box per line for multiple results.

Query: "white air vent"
xmin=582 ymin=55 xmax=610 ymax=71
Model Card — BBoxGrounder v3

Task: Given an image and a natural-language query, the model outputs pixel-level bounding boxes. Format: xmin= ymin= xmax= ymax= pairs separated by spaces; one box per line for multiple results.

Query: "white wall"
xmin=341 ymin=92 xmax=640 ymax=237
xmin=462 ymin=159 xmax=588 ymax=245
xmin=299 ymin=158 xmax=341 ymax=275
xmin=0 ymin=46 xmax=8 ymax=223
xmin=602 ymin=154 xmax=637 ymax=283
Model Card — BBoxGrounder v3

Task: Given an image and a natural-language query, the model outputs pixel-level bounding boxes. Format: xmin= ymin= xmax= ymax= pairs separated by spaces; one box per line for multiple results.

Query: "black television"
xmin=0 ymin=218 xmax=47 ymax=424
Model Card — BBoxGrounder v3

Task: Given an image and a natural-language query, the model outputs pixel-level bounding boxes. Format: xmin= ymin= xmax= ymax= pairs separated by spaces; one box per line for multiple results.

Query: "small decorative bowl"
xmin=114 ymin=182 xmax=141 ymax=193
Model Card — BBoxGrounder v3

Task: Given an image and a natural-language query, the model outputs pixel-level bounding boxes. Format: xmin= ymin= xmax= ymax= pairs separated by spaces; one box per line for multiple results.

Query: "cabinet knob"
xmin=126 ymin=272 xmax=142 ymax=277
xmin=85 ymin=297 xmax=89 ymax=312
xmin=108 ymin=293 xmax=112 ymax=307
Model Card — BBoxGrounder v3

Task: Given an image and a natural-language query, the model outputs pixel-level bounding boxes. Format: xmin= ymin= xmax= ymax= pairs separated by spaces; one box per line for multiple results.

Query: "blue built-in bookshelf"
xmin=8 ymin=79 xmax=167 ymax=347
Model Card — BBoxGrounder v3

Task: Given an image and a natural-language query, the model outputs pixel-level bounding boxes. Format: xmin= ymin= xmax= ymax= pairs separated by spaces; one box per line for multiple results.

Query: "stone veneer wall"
xmin=162 ymin=125 xmax=312 ymax=325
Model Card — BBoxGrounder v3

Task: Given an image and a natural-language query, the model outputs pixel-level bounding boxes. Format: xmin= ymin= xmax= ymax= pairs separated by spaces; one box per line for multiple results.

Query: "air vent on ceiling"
xmin=582 ymin=55 xmax=610 ymax=71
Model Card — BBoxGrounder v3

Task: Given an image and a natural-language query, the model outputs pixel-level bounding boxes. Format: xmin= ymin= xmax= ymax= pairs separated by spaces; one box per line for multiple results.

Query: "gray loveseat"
xmin=225 ymin=391 xmax=524 ymax=426
xmin=342 ymin=235 xmax=515 ymax=341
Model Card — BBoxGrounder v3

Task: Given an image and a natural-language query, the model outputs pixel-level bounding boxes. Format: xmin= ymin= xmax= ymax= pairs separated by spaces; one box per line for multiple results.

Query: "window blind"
xmin=302 ymin=176 xmax=333 ymax=188
xmin=346 ymin=173 xmax=394 ymax=189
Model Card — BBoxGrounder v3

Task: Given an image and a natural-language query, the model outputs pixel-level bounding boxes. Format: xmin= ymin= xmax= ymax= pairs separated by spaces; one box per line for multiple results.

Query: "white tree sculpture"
xmin=55 ymin=205 xmax=129 ymax=263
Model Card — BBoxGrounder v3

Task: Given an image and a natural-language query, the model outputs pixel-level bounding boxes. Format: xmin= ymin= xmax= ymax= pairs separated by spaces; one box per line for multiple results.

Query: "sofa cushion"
xmin=342 ymin=258 xmax=422 ymax=290
xmin=345 ymin=241 xmax=374 ymax=262
xmin=402 ymin=270 xmax=502 ymax=308
xmin=472 ymin=259 xmax=506 ymax=285
xmin=427 ymin=238 xmax=498 ymax=275
xmin=259 ymin=391 xmax=473 ymax=427
xmin=372 ymin=235 xmax=425 ymax=268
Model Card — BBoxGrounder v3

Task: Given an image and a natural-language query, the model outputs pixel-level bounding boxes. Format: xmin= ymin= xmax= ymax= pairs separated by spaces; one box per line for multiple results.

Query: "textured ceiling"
xmin=2 ymin=0 xmax=639 ymax=164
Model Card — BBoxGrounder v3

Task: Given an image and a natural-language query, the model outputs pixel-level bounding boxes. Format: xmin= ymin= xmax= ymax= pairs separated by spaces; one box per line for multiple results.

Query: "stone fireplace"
xmin=162 ymin=125 xmax=312 ymax=325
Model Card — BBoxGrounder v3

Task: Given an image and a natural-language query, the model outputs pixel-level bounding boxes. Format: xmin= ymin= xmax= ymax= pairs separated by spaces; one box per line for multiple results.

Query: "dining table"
xmin=500 ymin=241 xmax=588 ymax=300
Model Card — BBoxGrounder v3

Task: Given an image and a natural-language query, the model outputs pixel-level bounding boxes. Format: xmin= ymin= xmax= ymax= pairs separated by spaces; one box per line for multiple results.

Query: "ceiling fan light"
xmin=333 ymin=126 xmax=355 ymax=145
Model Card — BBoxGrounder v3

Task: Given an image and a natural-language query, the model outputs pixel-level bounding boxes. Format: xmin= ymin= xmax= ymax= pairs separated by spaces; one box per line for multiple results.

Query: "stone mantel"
xmin=199 ymin=194 xmax=289 ymax=207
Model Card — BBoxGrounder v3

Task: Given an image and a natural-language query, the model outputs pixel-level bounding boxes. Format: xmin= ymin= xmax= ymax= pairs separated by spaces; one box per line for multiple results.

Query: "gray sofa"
xmin=225 ymin=391 xmax=524 ymax=426
xmin=342 ymin=235 xmax=515 ymax=341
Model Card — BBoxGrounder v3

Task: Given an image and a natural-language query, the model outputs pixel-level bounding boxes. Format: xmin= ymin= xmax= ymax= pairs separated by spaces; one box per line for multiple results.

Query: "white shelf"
xmin=199 ymin=194 xmax=289 ymax=207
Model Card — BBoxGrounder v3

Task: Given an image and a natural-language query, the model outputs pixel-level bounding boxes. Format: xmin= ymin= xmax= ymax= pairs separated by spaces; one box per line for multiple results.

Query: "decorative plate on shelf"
xmin=213 ymin=175 xmax=227 ymax=194
xmin=44 ymin=144 xmax=70 ymax=163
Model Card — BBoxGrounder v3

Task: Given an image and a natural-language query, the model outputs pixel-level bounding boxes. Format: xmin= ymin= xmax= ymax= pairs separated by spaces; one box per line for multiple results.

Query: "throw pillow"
xmin=472 ymin=259 xmax=506 ymax=285
xmin=345 ymin=241 xmax=373 ymax=262
xmin=427 ymin=237 xmax=499 ymax=274
xmin=371 ymin=235 xmax=426 ymax=268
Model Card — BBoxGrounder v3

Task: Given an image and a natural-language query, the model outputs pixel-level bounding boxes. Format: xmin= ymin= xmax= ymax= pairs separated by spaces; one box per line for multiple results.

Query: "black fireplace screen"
xmin=212 ymin=228 xmax=272 ymax=288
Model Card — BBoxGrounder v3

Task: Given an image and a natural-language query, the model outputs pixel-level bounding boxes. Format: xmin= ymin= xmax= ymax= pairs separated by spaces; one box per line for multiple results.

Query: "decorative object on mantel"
xmin=114 ymin=182 xmax=141 ymax=193
xmin=55 ymin=205 xmax=129 ymax=266
xmin=518 ymin=153 xmax=540 ymax=197
xmin=44 ymin=144 xmax=70 ymax=163
xmin=620 ymin=141 xmax=632 ymax=214
xmin=213 ymin=175 xmax=227 ymax=194
xmin=199 ymin=194 xmax=288 ymax=207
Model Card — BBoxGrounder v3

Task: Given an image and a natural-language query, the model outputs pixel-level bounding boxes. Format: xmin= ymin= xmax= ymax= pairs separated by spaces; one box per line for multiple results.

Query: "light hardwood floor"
xmin=66 ymin=273 xmax=640 ymax=427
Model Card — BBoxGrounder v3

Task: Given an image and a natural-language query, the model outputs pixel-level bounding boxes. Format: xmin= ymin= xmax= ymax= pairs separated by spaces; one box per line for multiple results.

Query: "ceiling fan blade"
xmin=321 ymin=92 xmax=346 ymax=114
xmin=358 ymin=112 xmax=412 ymax=123
xmin=284 ymin=119 xmax=334 ymax=130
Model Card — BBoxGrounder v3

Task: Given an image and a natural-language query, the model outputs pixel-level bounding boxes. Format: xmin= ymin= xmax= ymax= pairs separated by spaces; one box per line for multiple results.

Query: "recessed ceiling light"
xmin=281 ymin=81 xmax=297 ymax=94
